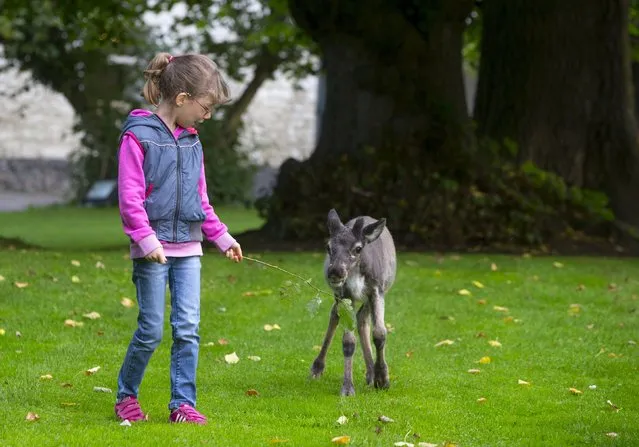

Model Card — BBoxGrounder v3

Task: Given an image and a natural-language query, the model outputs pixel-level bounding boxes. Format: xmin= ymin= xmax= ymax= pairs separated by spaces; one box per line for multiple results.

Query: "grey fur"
xmin=310 ymin=208 xmax=396 ymax=396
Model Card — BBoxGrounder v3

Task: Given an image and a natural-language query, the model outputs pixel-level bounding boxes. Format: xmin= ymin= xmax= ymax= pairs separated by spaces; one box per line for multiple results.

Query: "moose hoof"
xmin=310 ymin=359 xmax=325 ymax=379
xmin=374 ymin=364 xmax=390 ymax=389
xmin=340 ymin=383 xmax=356 ymax=396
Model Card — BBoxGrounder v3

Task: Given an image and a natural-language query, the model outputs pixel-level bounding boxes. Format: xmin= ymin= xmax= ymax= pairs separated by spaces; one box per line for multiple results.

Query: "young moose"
xmin=310 ymin=208 xmax=397 ymax=396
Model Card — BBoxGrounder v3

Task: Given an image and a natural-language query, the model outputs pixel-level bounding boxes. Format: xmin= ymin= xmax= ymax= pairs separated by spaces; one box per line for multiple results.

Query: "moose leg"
xmin=371 ymin=288 xmax=390 ymax=389
xmin=341 ymin=329 xmax=356 ymax=396
xmin=357 ymin=303 xmax=375 ymax=386
xmin=310 ymin=302 xmax=339 ymax=379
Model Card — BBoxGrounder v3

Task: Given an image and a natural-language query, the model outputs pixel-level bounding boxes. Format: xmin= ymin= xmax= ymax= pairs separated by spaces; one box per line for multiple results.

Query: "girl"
xmin=114 ymin=52 xmax=243 ymax=425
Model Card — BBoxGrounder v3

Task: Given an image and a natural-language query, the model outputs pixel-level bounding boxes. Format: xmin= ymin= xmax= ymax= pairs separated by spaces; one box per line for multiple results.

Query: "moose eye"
xmin=353 ymin=245 xmax=362 ymax=254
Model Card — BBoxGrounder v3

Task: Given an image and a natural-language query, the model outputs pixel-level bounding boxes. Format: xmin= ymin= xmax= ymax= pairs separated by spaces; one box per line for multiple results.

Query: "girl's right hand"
xmin=146 ymin=246 xmax=167 ymax=264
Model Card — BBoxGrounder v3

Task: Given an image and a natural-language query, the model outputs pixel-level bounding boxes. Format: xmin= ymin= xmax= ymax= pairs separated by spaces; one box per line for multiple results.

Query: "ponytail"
xmin=142 ymin=52 xmax=172 ymax=106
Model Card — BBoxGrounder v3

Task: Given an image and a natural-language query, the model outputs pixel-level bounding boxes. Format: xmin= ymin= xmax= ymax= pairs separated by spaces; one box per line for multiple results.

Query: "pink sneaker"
xmin=169 ymin=404 xmax=207 ymax=425
xmin=115 ymin=396 xmax=147 ymax=422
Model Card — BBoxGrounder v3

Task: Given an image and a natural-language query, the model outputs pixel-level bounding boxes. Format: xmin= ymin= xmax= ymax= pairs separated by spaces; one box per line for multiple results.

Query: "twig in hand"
xmin=244 ymin=256 xmax=332 ymax=297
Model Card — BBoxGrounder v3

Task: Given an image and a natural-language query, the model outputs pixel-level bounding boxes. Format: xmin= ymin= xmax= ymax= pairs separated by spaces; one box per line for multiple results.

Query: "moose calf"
xmin=310 ymin=208 xmax=397 ymax=396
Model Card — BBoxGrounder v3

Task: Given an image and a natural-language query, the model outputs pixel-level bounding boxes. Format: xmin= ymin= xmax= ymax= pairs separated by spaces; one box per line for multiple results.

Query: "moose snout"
xmin=327 ymin=263 xmax=347 ymax=284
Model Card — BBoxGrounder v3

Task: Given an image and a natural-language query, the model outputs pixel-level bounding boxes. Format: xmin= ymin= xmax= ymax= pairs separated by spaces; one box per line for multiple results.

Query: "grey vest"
xmin=120 ymin=113 xmax=206 ymax=243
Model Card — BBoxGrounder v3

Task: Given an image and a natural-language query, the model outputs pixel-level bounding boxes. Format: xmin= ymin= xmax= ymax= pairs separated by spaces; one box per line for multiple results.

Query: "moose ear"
xmin=327 ymin=208 xmax=343 ymax=236
xmin=362 ymin=218 xmax=386 ymax=243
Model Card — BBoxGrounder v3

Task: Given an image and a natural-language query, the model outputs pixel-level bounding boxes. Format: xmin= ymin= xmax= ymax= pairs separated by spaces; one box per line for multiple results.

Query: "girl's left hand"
xmin=225 ymin=242 xmax=243 ymax=263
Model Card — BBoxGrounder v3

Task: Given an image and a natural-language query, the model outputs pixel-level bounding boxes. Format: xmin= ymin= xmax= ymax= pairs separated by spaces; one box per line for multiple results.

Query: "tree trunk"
xmin=289 ymin=0 xmax=475 ymax=159
xmin=475 ymin=0 xmax=639 ymax=226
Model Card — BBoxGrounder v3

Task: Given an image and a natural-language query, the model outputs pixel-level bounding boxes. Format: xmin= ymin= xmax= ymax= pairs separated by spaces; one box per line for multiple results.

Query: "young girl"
xmin=114 ymin=52 xmax=243 ymax=425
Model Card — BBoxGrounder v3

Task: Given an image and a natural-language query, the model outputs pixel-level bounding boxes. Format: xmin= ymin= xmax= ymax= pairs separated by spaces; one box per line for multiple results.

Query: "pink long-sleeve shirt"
xmin=118 ymin=109 xmax=236 ymax=259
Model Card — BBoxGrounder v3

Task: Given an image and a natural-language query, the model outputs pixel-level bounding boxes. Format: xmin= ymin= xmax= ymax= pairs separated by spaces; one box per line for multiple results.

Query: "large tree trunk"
xmin=475 ymin=0 xmax=639 ymax=227
xmin=289 ymin=0 xmax=475 ymax=159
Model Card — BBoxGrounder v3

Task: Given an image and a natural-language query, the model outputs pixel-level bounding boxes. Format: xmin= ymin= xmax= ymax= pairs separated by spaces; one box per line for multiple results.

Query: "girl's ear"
xmin=175 ymin=92 xmax=189 ymax=107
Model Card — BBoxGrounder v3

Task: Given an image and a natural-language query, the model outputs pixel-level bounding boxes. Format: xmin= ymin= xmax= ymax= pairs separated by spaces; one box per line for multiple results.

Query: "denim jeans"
xmin=117 ymin=256 xmax=201 ymax=410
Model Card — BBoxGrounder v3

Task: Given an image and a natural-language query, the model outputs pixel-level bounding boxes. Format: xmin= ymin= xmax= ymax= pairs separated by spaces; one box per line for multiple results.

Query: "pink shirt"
xmin=118 ymin=109 xmax=236 ymax=259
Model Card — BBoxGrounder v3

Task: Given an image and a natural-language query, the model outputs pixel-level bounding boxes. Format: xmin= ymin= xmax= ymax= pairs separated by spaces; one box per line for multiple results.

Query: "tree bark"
xmin=289 ymin=0 xmax=475 ymax=159
xmin=475 ymin=0 xmax=639 ymax=226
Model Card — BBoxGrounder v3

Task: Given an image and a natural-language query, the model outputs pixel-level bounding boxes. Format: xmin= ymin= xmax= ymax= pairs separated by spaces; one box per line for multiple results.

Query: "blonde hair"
xmin=142 ymin=52 xmax=231 ymax=107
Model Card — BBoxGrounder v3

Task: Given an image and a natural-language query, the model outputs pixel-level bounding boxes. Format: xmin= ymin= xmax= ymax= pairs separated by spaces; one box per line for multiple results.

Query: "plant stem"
xmin=244 ymin=256 xmax=333 ymax=297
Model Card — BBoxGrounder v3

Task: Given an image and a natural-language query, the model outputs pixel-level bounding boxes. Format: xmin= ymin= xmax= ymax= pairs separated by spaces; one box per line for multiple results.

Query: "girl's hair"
xmin=142 ymin=52 xmax=231 ymax=107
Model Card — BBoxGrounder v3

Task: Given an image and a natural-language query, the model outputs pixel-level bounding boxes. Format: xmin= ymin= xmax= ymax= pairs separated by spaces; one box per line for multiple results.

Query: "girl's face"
xmin=175 ymin=93 xmax=214 ymax=128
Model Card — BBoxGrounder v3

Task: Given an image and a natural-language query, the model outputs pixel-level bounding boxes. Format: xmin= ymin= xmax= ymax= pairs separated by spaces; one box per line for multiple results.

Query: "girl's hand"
xmin=146 ymin=246 xmax=167 ymax=264
xmin=225 ymin=242 xmax=243 ymax=263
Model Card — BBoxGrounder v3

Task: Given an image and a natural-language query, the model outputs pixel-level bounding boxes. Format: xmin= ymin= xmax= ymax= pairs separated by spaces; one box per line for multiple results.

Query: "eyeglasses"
xmin=185 ymin=92 xmax=211 ymax=115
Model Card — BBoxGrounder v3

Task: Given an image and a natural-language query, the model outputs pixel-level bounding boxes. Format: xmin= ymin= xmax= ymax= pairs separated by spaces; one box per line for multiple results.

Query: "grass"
xmin=0 ymin=205 xmax=263 ymax=250
xmin=0 ymin=207 xmax=638 ymax=446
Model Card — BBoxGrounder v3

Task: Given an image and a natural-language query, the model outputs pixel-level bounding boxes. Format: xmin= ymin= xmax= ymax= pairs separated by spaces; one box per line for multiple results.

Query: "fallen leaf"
xmin=608 ymin=283 xmax=618 ymax=291
xmin=477 ymin=299 xmax=487 ymax=305
xmin=247 ymin=356 xmax=261 ymax=362
xmin=71 ymin=275 xmax=81 ymax=283
xmin=568 ymin=304 xmax=581 ymax=316
xmin=312 ymin=345 xmax=322 ymax=352
xmin=378 ymin=415 xmax=395 ymax=423
xmin=95 ymin=261 xmax=105 ymax=269
xmin=224 ymin=352 xmax=240 ymax=364
xmin=0 ymin=328 xmax=5 ymax=335
xmin=93 ymin=386 xmax=112 ymax=393
xmin=85 ymin=366 xmax=101 ymax=376
xmin=405 ymin=351 xmax=414 ymax=358
xmin=458 ymin=289 xmax=471 ymax=296
xmin=83 ymin=312 xmax=101 ymax=320
xmin=418 ymin=444 xmax=439 ymax=447
xmin=204 ymin=342 xmax=215 ymax=347
xmin=608 ymin=353 xmax=621 ymax=358
xmin=245 ymin=389 xmax=259 ymax=396
xmin=14 ymin=282 xmax=29 ymax=288
xmin=589 ymin=385 xmax=597 ymax=390
xmin=606 ymin=433 xmax=618 ymax=438
xmin=15 ymin=331 xmax=21 ymax=337
xmin=434 ymin=339 xmax=455 ymax=347
xmin=242 ymin=289 xmax=273 ymax=297
xmin=60 ymin=402 xmax=78 ymax=407
xmin=478 ymin=356 xmax=491 ymax=364
xmin=269 ymin=438 xmax=289 ymax=444
xmin=393 ymin=443 xmax=414 ymax=447
xmin=40 ymin=374 xmax=53 ymax=380
xmin=120 ymin=420 xmax=132 ymax=427
xmin=477 ymin=397 xmax=487 ymax=404
xmin=263 ymin=324 xmax=281 ymax=331
xmin=586 ymin=324 xmax=595 ymax=330
xmin=25 ymin=412 xmax=40 ymax=422
xmin=331 ymin=435 xmax=351 ymax=445
xmin=518 ymin=379 xmax=531 ymax=386
xmin=336 ymin=415 xmax=348 ymax=425
xmin=71 ymin=260 xmax=81 ymax=266
xmin=468 ymin=369 xmax=481 ymax=374
xmin=607 ymin=400 xmax=621 ymax=412
xmin=0 ymin=275 xmax=5 ymax=281
xmin=64 ymin=319 xmax=84 ymax=328
xmin=493 ymin=306 xmax=509 ymax=312
xmin=385 ymin=322 xmax=395 ymax=332
xmin=576 ymin=284 xmax=586 ymax=291
xmin=218 ymin=338 xmax=229 ymax=345
xmin=490 ymin=263 xmax=498 ymax=271
xmin=553 ymin=262 xmax=564 ymax=268
xmin=569 ymin=387 xmax=583 ymax=395
xmin=629 ymin=340 xmax=637 ymax=345
xmin=120 ymin=297 xmax=134 ymax=308
xmin=472 ymin=280 xmax=485 ymax=289
xmin=475 ymin=331 xmax=486 ymax=338
xmin=61 ymin=383 xmax=73 ymax=388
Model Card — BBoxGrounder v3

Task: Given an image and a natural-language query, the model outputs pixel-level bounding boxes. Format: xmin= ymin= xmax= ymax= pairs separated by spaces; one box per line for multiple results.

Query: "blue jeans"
xmin=117 ymin=256 xmax=201 ymax=410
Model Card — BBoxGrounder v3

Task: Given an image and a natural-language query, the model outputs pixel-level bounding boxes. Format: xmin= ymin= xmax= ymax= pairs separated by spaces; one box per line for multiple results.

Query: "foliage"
xmin=259 ymin=139 xmax=617 ymax=251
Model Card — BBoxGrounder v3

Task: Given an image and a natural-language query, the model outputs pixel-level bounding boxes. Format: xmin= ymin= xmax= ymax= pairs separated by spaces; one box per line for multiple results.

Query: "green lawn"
xmin=0 ymin=205 xmax=263 ymax=250
xmin=0 ymin=208 xmax=637 ymax=446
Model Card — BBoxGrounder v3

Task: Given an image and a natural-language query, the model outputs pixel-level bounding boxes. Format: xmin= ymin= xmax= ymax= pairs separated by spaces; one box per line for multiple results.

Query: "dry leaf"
xmin=458 ymin=289 xmax=471 ymax=296
xmin=418 ymin=443 xmax=439 ymax=447
xmin=0 ymin=328 xmax=5 ymax=336
xmin=40 ymin=374 xmax=53 ymax=380
xmin=394 ymin=443 xmax=414 ymax=447
xmin=553 ymin=262 xmax=564 ymax=268
xmin=608 ymin=283 xmax=617 ymax=291
xmin=477 ymin=397 xmax=487 ymax=404
xmin=576 ymin=284 xmax=585 ymax=291
xmin=95 ymin=261 xmax=105 ymax=269
xmin=64 ymin=319 xmax=84 ymax=328
xmin=83 ymin=312 xmax=101 ymax=320
xmin=61 ymin=383 xmax=73 ymax=388
xmin=477 ymin=299 xmax=487 ymax=305
xmin=15 ymin=331 xmax=21 ymax=337
xmin=589 ymin=385 xmax=597 ymax=390
xmin=247 ymin=356 xmax=261 ymax=361
xmin=493 ymin=306 xmax=509 ymax=312
xmin=25 ymin=412 xmax=40 ymax=422
xmin=478 ymin=356 xmax=491 ymax=364
xmin=245 ymin=389 xmax=259 ymax=396
xmin=120 ymin=297 xmax=134 ymax=308
xmin=468 ymin=369 xmax=481 ymax=374
xmin=586 ymin=324 xmax=595 ymax=330
xmin=518 ymin=379 xmax=531 ymax=386
xmin=71 ymin=260 xmax=81 ymax=267
xmin=242 ymin=289 xmax=273 ymax=297
xmin=607 ymin=400 xmax=621 ymax=412
xmin=71 ymin=275 xmax=81 ymax=283
xmin=85 ymin=366 xmax=101 ymax=376
xmin=0 ymin=275 xmax=5 ymax=281
xmin=331 ymin=436 xmax=351 ymax=445
xmin=628 ymin=340 xmax=636 ymax=345
xmin=120 ymin=420 xmax=132 ymax=427
xmin=434 ymin=339 xmax=455 ymax=347
xmin=224 ymin=352 xmax=240 ymax=364
xmin=568 ymin=304 xmax=581 ymax=316
xmin=204 ymin=342 xmax=215 ymax=347
xmin=606 ymin=433 xmax=618 ymax=438
xmin=386 ymin=322 xmax=395 ymax=332
xmin=263 ymin=324 xmax=281 ymax=331
xmin=93 ymin=386 xmax=112 ymax=393
xmin=378 ymin=415 xmax=395 ymax=423
xmin=269 ymin=438 xmax=289 ymax=444
xmin=336 ymin=415 xmax=348 ymax=425
xmin=218 ymin=338 xmax=229 ymax=345
xmin=472 ymin=280 xmax=485 ymax=289
xmin=490 ymin=263 xmax=498 ymax=271
xmin=60 ymin=402 xmax=78 ymax=407
xmin=312 ymin=345 xmax=322 ymax=352
xmin=14 ymin=282 xmax=29 ymax=288
xmin=405 ymin=351 xmax=414 ymax=358
xmin=569 ymin=387 xmax=583 ymax=395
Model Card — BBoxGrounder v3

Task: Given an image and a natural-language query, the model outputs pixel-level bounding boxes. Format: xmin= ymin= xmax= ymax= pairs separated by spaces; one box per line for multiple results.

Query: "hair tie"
xmin=168 ymin=55 xmax=174 ymax=63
